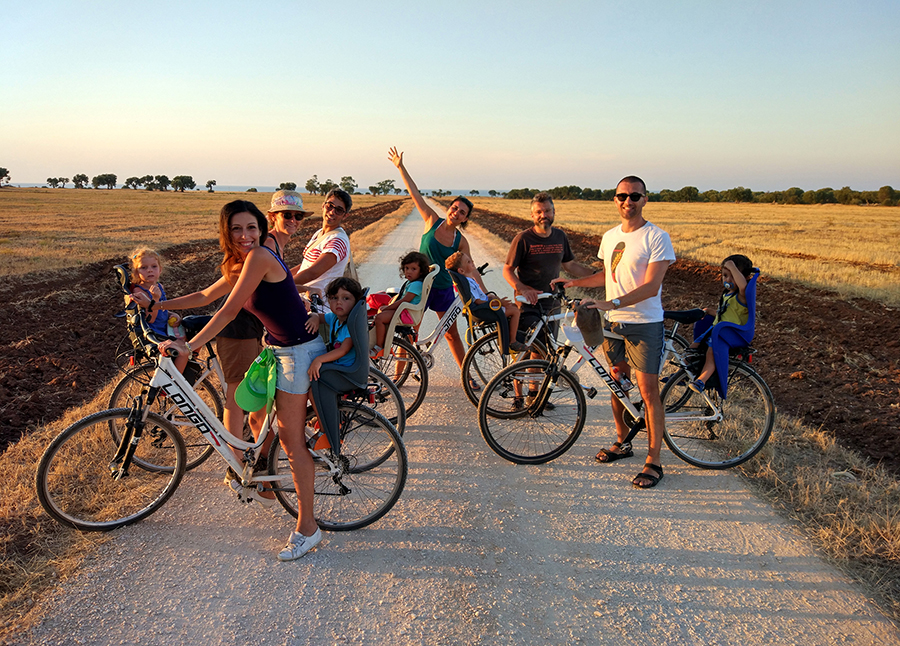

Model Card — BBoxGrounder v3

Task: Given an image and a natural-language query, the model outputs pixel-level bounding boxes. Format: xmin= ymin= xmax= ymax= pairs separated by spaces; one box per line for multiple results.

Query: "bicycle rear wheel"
xmin=367 ymin=367 xmax=406 ymax=436
xmin=36 ymin=408 xmax=187 ymax=531
xmin=269 ymin=403 xmax=408 ymax=531
xmin=478 ymin=360 xmax=586 ymax=464
xmin=661 ymin=362 xmax=775 ymax=469
xmin=109 ymin=363 xmax=219 ymax=470
xmin=461 ymin=333 xmax=547 ymax=406
xmin=372 ymin=335 xmax=428 ymax=418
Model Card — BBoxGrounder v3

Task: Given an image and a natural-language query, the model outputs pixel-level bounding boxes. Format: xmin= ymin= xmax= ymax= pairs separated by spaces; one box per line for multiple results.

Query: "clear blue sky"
xmin=3 ymin=1 xmax=898 ymax=192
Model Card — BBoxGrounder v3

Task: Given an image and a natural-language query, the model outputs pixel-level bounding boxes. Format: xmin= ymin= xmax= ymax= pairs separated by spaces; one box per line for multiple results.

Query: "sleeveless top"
xmin=243 ymin=247 xmax=317 ymax=347
xmin=420 ymin=218 xmax=460 ymax=291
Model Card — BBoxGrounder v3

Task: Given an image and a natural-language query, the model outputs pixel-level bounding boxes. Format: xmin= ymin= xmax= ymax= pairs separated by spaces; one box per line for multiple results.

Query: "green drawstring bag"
xmin=234 ymin=348 xmax=276 ymax=413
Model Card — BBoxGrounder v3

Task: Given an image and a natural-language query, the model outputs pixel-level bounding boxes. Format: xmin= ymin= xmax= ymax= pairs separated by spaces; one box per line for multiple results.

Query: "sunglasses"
xmin=615 ymin=192 xmax=645 ymax=202
xmin=279 ymin=212 xmax=305 ymax=220
xmin=324 ymin=202 xmax=347 ymax=216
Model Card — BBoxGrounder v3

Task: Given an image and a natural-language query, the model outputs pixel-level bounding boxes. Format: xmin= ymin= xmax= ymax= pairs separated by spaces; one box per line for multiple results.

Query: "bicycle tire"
xmin=461 ymin=334 xmax=548 ymax=407
xmin=661 ymin=362 xmax=775 ymax=469
xmin=367 ymin=366 xmax=406 ymax=436
xmin=36 ymin=408 xmax=187 ymax=531
xmin=478 ymin=360 xmax=587 ymax=464
xmin=372 ymin=335 xmax=428 ymax=418
xmin=108 ymin=363 xmax=219 ymax=470
xmin=268 ymin=402 xmax=408 ymax=531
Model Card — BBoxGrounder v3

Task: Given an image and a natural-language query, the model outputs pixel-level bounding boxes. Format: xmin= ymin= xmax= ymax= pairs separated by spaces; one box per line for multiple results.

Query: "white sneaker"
xmin=277 ymin=528 xmax=322 ymax=561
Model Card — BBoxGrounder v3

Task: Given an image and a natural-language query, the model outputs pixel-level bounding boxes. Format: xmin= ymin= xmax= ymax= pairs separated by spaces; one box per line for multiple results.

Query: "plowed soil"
xmin=2 ymin=198 xmax=898 ymax=475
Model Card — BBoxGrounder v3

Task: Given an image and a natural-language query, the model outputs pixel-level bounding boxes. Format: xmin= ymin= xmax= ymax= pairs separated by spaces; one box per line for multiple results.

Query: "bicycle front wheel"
xmin=109 ymin=364 xmax=218 ymax=470
xmin=478 ymin=360 xmax=586 ymax=464
xmin=461 ymin=333 xmax=547 ymax=406
xmin=661 ymin=362 xmax=775 ymax=469
xmin=269 ymin=403 xmax=408 ymax=531
xmin=36 ymin=408 xmax=187 ymax=531
xmin=372 ymin=335 xmax=428 ymax=418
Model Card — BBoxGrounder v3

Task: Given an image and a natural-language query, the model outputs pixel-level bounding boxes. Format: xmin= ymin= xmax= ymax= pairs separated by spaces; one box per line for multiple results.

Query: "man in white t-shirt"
xmin=292 ymin=189 xmax=353 ymax=310
xmin=555 ymin=176 xmax=675 ymax=489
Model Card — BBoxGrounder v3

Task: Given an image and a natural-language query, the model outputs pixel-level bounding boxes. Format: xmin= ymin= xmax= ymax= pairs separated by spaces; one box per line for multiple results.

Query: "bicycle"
xmin=109 ymin=268 xmax=407 ymax=470
xmin=371 ymin=262 xmax=497 ymax=417
xmin=476 ymin=291 xmax=775 ymax=469
xmin=36 ymin=305 xmax=408 ymax=533
xmin=461 ymin=286 xmax=690 ymax=406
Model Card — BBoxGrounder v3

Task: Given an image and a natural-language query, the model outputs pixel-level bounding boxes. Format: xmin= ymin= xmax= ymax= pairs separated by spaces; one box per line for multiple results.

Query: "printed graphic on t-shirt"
xmin=610 ymin=242 xmax=626 ymax=282
xmin=529 ymin=243 xmax=565 ymax=255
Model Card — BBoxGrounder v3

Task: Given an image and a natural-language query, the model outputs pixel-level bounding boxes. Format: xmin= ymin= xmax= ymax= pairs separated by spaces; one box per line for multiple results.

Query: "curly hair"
xmin=399 ymin=251 xmax=431 ymax=279
xmin=128 ymin=247 xmax=163 ymax=284
xmin=325 ymin=276 xmax=364 ymax=303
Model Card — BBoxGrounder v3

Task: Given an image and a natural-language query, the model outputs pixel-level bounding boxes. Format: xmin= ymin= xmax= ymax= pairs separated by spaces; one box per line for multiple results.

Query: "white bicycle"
xmin=37 ymin=305 xmax=408 ymax=532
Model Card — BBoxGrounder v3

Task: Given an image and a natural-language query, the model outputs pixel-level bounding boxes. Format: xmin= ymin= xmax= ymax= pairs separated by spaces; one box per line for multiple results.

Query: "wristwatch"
xmin=611 ymin=298 xmax=621 ymax=309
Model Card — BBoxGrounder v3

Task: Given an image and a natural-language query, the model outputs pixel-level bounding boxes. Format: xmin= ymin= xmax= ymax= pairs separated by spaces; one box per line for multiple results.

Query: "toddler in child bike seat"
xmin=445 ymin=251 xmax=528 ymax=354
xmin=126 ymin=247 xmax=188 ymax=373
xmin=368 ymin=251 xmax=430 ymax=358
xmin=687 ymin=254 xmax=753 ymax=393
xmin=308 ymin=277 xmax=365 ymax=380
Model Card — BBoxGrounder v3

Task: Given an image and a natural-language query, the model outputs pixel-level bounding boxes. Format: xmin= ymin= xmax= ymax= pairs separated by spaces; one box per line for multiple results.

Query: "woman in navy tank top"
xmin=157 ymin=200 xmax=327 ymax=561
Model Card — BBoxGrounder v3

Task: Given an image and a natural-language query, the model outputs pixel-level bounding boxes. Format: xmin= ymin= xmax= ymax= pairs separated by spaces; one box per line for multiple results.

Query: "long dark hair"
xmin=450 ymin=196 xmax=474 ymax=228
xmin=219 ymin=200 xmax=268 ymax=282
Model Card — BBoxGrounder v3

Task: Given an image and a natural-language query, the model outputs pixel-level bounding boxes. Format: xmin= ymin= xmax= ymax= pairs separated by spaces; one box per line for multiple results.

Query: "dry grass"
xmin=737 ymin=413 xmax=900 ymax=620
xmin=0 ymin=188 xmax=400 ymax=277
xmin=470 ymin=198 xmax=900 ymax=306
xmin=0 ymin=383 xmax=118 ymax=640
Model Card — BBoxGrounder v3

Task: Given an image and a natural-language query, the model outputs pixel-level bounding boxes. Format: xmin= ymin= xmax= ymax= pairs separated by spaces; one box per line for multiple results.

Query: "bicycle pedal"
xmin=585 ymin=387 xmax=598 ymax=399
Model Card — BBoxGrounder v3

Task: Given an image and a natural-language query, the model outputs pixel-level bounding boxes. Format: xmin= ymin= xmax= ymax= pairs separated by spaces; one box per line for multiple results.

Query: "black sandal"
xmin=632 ymin=463 xmax=663 ymax=488
xmin=595 ymin=441 xmax=634 ymax=463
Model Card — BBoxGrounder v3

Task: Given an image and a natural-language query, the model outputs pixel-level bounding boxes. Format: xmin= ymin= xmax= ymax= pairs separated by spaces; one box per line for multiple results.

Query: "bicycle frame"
xmin=118 ymin=355 xmax=344 ymax=492
xmin=518 ymin=294 xmax=685 ymax=388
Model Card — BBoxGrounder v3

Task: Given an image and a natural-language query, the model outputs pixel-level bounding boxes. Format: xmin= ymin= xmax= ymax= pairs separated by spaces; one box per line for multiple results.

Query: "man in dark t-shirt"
xmin=503 ymin=192 xmax=595 ymax=340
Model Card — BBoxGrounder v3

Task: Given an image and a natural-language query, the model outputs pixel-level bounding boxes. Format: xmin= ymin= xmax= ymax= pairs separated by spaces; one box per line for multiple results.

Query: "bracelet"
xmin=184 ymin=340 xmax=192 ymax=354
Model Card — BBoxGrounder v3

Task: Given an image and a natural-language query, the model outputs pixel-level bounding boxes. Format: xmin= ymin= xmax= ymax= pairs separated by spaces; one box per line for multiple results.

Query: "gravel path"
xmin=17 ymin=207 xmax=900 ymax=646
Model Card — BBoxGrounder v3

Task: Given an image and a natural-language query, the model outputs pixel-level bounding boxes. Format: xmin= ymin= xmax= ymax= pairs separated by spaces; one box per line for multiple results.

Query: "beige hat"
xmin=268 ymin=189 xmax=313 ymax=215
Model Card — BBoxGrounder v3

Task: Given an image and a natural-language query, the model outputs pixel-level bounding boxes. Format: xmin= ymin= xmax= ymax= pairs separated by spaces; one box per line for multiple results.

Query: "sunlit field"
xmin=471 ymin=198 xmax=900 ymax=306
xmin=0 ymin=188 xmax=399 ymax=276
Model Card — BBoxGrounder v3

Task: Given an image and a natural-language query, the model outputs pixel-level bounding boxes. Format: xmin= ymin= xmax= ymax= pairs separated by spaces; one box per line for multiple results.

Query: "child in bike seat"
xmin=368 ymin=251 xmax=430 ymax=358
xmin=307 ymin=277 xmax=364 ymax=380
xmin=688 ymin=254 xmax=753 ymax=393
xmin=127 ymin=247 xmax=188 ymax=372
xmin=445 ymin=251 xmax=528 ymax=353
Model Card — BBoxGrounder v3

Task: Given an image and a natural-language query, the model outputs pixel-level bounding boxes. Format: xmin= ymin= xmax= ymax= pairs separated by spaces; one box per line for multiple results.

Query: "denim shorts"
xmin=271 ymin=337 xmax=327 ymax=395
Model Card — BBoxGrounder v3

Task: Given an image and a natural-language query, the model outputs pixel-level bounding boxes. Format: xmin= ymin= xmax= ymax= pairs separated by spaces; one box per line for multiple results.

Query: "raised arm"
xmin=724 ymin=259 xmax=749 ymax=304
xmin=388 ymin=146 xmax=439 ymax=229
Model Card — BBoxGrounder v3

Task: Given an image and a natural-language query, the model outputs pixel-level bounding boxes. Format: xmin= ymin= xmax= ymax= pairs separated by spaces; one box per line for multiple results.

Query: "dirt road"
xmin=17 ymin=208 xmax=899 ymax=646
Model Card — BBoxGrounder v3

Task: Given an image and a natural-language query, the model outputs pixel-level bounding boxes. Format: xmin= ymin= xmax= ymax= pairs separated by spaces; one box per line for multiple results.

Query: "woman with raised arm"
xmin=388 ymin=146 xmax=486 ymax=371
xmin=150 ymin=200 xmax=328 ymax=562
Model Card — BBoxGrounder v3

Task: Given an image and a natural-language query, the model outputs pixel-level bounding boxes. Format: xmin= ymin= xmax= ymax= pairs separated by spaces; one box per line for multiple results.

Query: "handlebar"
xmin=477 ymin=262 xmax=490 ymax=276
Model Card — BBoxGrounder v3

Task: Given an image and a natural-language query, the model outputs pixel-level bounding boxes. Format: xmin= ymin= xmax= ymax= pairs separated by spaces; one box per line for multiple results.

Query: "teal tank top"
xmin=419 ymin=218 xmax=460 ymax=290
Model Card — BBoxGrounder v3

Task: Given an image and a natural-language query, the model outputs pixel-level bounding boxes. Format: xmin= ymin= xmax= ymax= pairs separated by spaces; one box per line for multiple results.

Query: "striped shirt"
xmin=300 ymin=227 xmax=350 ymax=293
